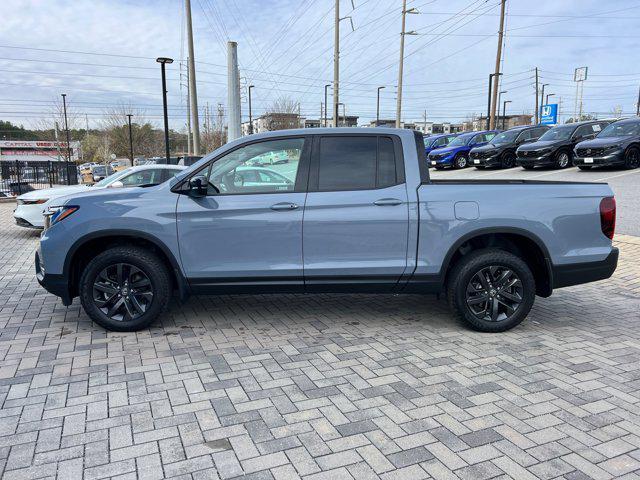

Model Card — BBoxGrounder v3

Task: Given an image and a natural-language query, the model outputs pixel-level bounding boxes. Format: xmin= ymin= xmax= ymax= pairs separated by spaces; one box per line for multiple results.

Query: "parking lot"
xmin=1 ymin=192 xmax=640 ymax=479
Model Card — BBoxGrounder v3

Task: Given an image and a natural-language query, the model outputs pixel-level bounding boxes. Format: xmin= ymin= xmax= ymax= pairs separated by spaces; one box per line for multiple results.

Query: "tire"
xmin=624 ymin=146 xmax=640 ymax=169
xmin=521 ymin=165 xmax=535 ymax=170
xmin=554 ymin=150 xmax=571 ymax=169
xmin=453 ymin=154 xmax=468 ymax=169
xmin=79 ymin=246 xmax=171 ymax=331
xmin=577 ymin=165 xmax=592 ymax=170
xmin=446 ymin=249 xmax=536 ymax=332
xmin=501 ymin=152 xmax=516 ymax=168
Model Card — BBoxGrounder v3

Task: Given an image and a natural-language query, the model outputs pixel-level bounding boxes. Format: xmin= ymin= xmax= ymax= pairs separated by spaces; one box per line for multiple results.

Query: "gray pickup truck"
xmin=36 ymin=128 xmax=618 ymax=332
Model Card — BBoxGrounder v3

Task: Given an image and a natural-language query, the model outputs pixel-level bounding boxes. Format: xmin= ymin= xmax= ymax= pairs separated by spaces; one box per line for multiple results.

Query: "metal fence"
xmin=0 ymin=160 xmax=78 ymax=197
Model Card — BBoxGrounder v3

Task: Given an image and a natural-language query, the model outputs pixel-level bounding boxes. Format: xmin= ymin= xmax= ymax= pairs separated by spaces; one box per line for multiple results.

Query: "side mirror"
xmin=110 ymin=180 xmax=124 ymax=189
xmin=188 ymin=175 xmax=209 ymax=197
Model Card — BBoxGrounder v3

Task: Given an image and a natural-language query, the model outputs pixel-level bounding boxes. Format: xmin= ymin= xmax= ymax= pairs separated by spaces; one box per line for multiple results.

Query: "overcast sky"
xmin=2 ymin=0 xmax=640 ymax=131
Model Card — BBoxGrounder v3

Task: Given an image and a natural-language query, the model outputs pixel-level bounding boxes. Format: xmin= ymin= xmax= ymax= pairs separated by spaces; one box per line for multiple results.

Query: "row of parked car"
xmin=424 ymin=116 xmax=640 ymax=171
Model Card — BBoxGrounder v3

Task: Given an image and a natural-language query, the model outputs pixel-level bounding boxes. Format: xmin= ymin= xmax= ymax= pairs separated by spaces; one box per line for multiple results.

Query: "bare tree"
xmin=265 ymin=96 xmax=300 ymax=131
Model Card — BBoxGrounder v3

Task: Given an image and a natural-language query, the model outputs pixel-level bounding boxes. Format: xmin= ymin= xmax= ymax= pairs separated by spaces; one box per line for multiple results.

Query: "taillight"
xmin=599 ymin=197 xmax=616 ymax=240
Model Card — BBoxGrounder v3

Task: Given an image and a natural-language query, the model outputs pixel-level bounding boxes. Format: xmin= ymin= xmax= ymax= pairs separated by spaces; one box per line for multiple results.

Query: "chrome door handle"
xmin=374 ymin=198 xmax=402 ymax=206
xmin=271 ymin=202 xmax=299 ymax=211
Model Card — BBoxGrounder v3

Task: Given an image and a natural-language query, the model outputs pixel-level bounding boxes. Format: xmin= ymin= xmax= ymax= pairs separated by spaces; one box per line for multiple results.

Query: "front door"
xmin=303 ymin=135 xmax=410 ymax=291
xmin=176 ymin=136 xmax=310 ymax=292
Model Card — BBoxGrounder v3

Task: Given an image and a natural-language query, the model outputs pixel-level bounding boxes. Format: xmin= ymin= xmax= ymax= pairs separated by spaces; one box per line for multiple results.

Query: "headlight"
xmin=44 ymin=205 xmax=79 ymax=227
xmin=17 ymin=198 xmax=48 ymax=205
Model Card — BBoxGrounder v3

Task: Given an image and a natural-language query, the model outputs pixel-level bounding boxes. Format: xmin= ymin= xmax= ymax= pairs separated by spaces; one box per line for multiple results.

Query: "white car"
xmin=14 ymin=164 xmax=185 ymax=228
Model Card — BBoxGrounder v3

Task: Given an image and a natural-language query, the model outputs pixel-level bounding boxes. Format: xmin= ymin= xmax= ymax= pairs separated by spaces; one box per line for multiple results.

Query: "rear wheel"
xmin=453 ymin=154 xmax=468 ymax=169
xmin=447 ymin=249 xmax=535 ymax=332
xmin=555 ymin=150 xmax=571 ymax=169
xmin=79 ymin=246 xmax=171 ymax=331
xmin=501 ymin=152 xmax=517 ymax=168
xmin=624 ymin=146 xmax=640 ymax=169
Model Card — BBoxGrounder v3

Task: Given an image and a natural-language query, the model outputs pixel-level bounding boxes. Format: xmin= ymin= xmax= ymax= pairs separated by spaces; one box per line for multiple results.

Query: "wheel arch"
xmin=65 ymin=230 xmax=190 ymax=301
xmin=441 ymin=227 xmax=553 ymax=297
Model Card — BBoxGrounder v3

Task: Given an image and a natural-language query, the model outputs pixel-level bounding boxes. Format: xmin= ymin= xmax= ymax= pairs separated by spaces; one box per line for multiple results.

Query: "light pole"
xmin=376 ymin=86 xmax=385 ymax=126
xmin=540 ymin=82 xmax=549 ymax=119
xmin=486 ymin=73 xmax=502 ymax=130
xmin=324 ymin=84 xmax=331 ymax=127
xmin=248 ymin=85 xmax=255 ymax=134
xmin=502 ymin=100 xmax=512 ymax=130
xmin=126 ymin=114 xmax=134 ymax=162
xmin=546 ymin=93 xmax=555 ymax=104
xmin=61 ymin=93 xmax=73 ymax=184
xmin=497 ymin=90 xmax=507 ymax=129
xmin=156 ymin=57 xmax=173 ymax=164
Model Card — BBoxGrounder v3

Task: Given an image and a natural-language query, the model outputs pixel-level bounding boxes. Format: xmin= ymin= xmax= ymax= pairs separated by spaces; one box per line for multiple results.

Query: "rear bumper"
xmin=36 ymin=251 xmax=72 ymax=305
xmin=552 ymin=247 xmax=619 ymax=289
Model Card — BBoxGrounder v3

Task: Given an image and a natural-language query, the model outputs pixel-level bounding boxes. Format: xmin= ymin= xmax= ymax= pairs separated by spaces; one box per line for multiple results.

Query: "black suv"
xmin=574 ymin=117 xmax=640 ymax=170
xmin=470 ymin=125 xmax=549 ymax=169
xmin=516 ymin=120 xmax=612 ymax=170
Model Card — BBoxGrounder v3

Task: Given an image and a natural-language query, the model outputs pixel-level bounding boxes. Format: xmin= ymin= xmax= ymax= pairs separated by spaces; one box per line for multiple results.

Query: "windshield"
xmin=539 ymin=125 xmax=574 ymax=141
xmin=490 ymin=130 xmax=520 ymax=144
xmin=448 ymin=134 xmax=474 ymax=147
xmin=93 ymin=168 xmax=131 ymax=187
xmin=598 ymin=121 xmax=640 ymax=138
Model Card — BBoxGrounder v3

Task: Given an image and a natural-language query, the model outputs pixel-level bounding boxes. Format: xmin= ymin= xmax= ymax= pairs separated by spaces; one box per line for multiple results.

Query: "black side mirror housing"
xmin=188 ymin=175 xmax=209 ymax=197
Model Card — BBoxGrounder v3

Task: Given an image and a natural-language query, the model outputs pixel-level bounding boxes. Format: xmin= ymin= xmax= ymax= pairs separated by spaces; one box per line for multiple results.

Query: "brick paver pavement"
xmin=0 ymin=202 xmax=639 ymax=480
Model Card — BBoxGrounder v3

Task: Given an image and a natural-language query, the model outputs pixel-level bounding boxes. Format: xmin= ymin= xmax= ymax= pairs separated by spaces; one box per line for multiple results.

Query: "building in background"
xmin=466 ymin=114 xmax=533 ymax=131
xmin=0 ymin=140 xmax=80 ymax=163
xmin=241 ymin=114 xmax=358 ymax=135
xmin=369 ymin=120 xmax=463 ymax=134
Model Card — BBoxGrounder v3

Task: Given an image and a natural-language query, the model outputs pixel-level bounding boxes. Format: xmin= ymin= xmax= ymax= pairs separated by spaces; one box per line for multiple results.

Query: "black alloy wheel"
xmin=93 ymin=263 xmax=153 ymax=322
xmin=624 ymin=147 xmax=640 ymax=169
xmin=465 ymin=266 xmax=523 ymax=322
xmin=501 ymin=152 xmax=516 ymax=168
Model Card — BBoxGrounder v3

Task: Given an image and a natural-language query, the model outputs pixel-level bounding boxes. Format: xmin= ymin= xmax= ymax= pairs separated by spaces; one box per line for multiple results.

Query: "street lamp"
xmin=248 ymin=85 xmax=255 ymax=135
xmin=546 ymin=93 xmax=555 ymax=104
xmin=324 ymin=84 xmax=331 ymax=127
xmin=156 ymin=57 xmax=174 ymax=164
xmin=376 ymin=86 xmax=385 ymax=126
xmin=502 ymin=100 xmax=512 ymax=130
xmin=497 ymin=90 xmax=507 ymax=129
xmin=540 ymin=82 xmax=549 ymax=109
xmin=487 ymin=73 xmax=502 ymax=129
xmin=126 ymin=114 xmax=134 ymax=162
xmin=61 ymin=93 xmax=73 ymax=185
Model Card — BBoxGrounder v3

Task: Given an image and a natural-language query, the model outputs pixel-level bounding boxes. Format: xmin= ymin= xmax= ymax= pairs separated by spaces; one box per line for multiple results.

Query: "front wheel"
xmin=453 ymin=154 xmax=468 ymax=169
xmin=501 ymin=152 xmax=517 ymax=168
xmin=624 ymin=146 xmax=640 ymax=169
xmin=446 ymin=249 xmax=536 ymax=332
xmin=555 ymin=151 xmax=571 ymax=169
xmin=79 ymin=246 xmax=171 ymax=331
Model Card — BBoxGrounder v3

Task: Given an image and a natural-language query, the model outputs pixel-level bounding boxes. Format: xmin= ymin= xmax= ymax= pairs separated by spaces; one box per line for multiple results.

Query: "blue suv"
xmin=423 ymin=133 xmax=458 ymax=159
xmin=428 ymin=130 xmax=500 ymax=169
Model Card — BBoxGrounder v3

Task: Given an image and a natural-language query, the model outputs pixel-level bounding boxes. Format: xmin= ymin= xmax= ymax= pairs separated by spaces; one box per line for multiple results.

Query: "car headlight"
xmin=45 ymin=205 xmax=79 ymax=227
xmin=17 ymin=198 xmax=48 ymax=206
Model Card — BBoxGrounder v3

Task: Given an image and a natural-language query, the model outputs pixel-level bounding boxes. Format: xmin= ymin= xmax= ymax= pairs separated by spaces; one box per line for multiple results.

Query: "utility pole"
xmin=423 ymin=109 xmax=427 ymax=134
xmin=227 ymin=41 xmax=241 ymax=141
xmin=61 ymin=93 xmax=73 ymax=184
xmin=377 ymin=86 xmax=385 ymax=126
xmin=333 ymin=0 xmax=340 ymax=127
xmin=181 ymin=61 xmax=192 ymax=155
xmin=396 ymin=0 xmax=418 ymax=128
xmin=126 ymin=114 xmax=134 ymax=162
xmin=185 ymin=0 xmax=201 ymax=154
xmin=489 ymin=0 xmax=506 ymax=130
xmin=534 ymin=67 xmax=539 ymax=124
xmin=637 ymin=86 xmax=640 ymax=116
xmin=248 ymin=85 xmax=254 ymax=134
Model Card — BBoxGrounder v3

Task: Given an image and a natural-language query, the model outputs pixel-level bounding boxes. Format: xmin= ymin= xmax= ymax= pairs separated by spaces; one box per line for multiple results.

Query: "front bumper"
xmin=471 ymin=155 xmax=500 ymax=167
xmin=429 ymin=155 xmax=454 ymax=167
xmin=552 ymin=247 xmax=619 ymax=289
xmin=36 ymin=251 xmax=72 ymax=305
xmin=516 ymin=153 xmax=554 ymax=167
xmin=14 ymin=204 xmax=45 ymax=229
xmin=573 ymin=151 xmax=624 ymax=167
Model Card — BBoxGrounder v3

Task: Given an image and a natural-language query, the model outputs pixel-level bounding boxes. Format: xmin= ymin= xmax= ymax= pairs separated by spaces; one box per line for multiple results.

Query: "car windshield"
xmin=448 ymin=134 xmax=474 ymax=147
xmin=93 ymin=168 xmax=132 ymax=187
xmin=598 ymin=121 xmax=640 ymax=138
xmin=539 ymin=125 xmax=575 ymax=141
xmin=490 ymin=130 xmax=520 ymax=144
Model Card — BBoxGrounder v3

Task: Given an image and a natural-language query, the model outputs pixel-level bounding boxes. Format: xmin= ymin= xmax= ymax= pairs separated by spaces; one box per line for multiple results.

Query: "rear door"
xmin=303 ymin=135 xmax=409 ymax=290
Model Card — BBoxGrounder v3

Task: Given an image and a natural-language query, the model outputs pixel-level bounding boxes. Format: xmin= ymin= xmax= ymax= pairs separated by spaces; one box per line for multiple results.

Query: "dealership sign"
xmin=540 ymin=104 xmax=558 ymax=125
xmin=0 ymin=140 xmax=70 ymax=148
